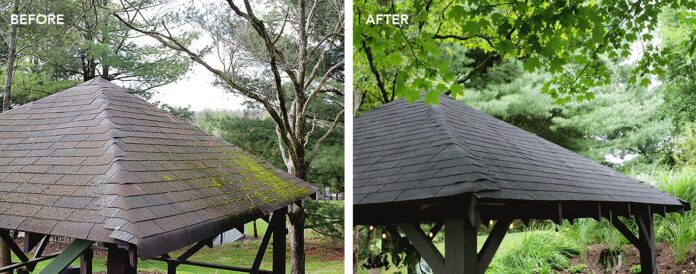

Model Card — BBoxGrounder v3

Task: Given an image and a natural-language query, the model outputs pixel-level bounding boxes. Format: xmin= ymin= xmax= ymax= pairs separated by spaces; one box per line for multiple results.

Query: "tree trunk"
xmin=282 ymin=157 xmax=308 ymax=274
xmin=288 ymin=202 xmax=306 ymax=274
xmin=3 ymin=0 xmax=19 ymax=112
xmin=253 ymin=220 xmax=258 ymax=238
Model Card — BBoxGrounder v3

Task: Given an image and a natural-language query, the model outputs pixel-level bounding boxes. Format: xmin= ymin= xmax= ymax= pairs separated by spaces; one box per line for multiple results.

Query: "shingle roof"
xmin=0 ymin=78 xmax=313 ymax=258
xmin=354 ymin=96 xmax=685 ymax=209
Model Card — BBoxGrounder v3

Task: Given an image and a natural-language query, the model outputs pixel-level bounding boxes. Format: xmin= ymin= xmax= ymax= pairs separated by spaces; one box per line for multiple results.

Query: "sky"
xmin=149 ymin=64 xmax=245 ymax=112
xmin=133 ymin=0 xmax=246 ymax=112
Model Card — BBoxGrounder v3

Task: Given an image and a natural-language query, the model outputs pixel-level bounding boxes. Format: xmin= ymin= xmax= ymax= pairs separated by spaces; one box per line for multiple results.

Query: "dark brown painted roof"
xmin=354 ymin=96 xmax=687 ymax=210
xmin=0 ymin=78 xmax=313 ymax=258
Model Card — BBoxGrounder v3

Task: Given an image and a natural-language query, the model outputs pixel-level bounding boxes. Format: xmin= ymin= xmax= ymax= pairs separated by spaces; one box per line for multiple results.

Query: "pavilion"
xmin=354 ymin=95 xmax=690 ymax=274
xmin=0 ymin=78 xmax=313 ymax=273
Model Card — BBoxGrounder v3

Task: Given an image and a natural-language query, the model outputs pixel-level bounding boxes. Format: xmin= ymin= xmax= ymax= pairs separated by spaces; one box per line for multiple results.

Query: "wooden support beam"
xmin=32 ymin=235 xmax=49 ymax=259
xmin=23 ymin=233 xmax=42 ymax=253
xmin=556 ymin=203 xmax=563 ymax=225
xmin=164 ymin=236 xmax=214 ymax=273
xmin=106 ymin=245 xmax=136 ymax=274
xmin=80 ymin=248 xmax=93 ymax=274
xmin=252 ymin=211 xmax=283 ymax=273
xmin=636 ymin=213 xmax=656 ymax=274
xmin=477 ymin=219 xmax=510 ymax=273
xmin=0 ymin=254 xmax=59 ymax=273
xmin=0 ymin=230 xmax=29 ymax=263
xmin=611 ymin=218 xmax=640 ymax=248
xmin=398 ymin=223 xmax=445 ymax=273
xmin=272 ymin=208 xmax=287 ymax=274
xmin=445 ymin=218 xmax=477 ymax=273
xmin=151 ymin=257 xmax=273 ymax=273
xmin=179 ymin=239 xmax=212 ymax=261
xmin=40 ymin=240 xmax=93 ymax=274
xmin=27 ymin=235 xmax=49 ymax=271
xmin=428 ymin=222 xmax=443 ymax=239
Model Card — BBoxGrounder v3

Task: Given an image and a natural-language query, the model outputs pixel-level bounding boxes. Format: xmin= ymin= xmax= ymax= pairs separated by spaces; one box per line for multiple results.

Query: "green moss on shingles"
xmin=211 ymin=177 xmax=223 ymax=188
xmin=223 ymin=147 xmax=311 ymax=204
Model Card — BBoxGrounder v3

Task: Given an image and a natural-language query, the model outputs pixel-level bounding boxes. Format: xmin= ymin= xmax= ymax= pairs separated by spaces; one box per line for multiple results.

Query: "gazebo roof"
xmin=354 ymin=96 xmax=688 ymax=223
xmin=0 ymin=78 xmax=313 ymax=258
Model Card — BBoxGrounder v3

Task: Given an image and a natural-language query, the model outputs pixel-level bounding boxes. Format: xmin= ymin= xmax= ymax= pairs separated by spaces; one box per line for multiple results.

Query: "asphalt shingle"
xmin=354 ymin=96 xmax=687 ymax=210
xmin=0 ymin=78 xmax=313 ymax=259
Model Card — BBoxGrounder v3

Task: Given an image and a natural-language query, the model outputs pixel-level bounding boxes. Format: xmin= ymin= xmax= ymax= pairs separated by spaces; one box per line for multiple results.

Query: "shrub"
xmin=645 ymin=169 xmax=696 ymax=264
xmin=566 ymin=218 xmax=629 ymax=259
xmin=492 ymin=231 xmax=580 ymax=273
xmin=630 ymin=265 xmax=641 ymax=273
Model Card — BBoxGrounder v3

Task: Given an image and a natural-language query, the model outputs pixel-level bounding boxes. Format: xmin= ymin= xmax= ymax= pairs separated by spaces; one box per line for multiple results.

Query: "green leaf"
xmin=524 ymin=56 xmax=543 ymax=72
xmin=549 ymin=58 xmax=565 ymax=73
xmin=424 ymin=90 xmax=441 ymax=105
xmin=386 ymin=53 xmax=403 ymax=66
xmin=462 ymin=21 xmax=479 ymax=35
xmin=449 ymin=5 xmax=467 ymax=19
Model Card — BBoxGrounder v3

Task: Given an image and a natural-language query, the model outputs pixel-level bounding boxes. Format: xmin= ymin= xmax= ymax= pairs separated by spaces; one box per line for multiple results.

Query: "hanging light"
xmin=382 ymin=232 xmax=387 ymax=239
xmin=369 ymin=225 xmax=374 ymax=231
xmin=489 ymin=220 xmax=494 ymax=226
xmin=428 ymin=232 xmax=434 ymax=238
xmin=509 ymin=223 xmax=514 ymax=230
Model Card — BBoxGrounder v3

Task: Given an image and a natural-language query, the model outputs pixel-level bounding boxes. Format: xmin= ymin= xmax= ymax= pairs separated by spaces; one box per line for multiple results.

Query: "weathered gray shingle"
xmin=0 ymin=78 xmax=313 ymax=259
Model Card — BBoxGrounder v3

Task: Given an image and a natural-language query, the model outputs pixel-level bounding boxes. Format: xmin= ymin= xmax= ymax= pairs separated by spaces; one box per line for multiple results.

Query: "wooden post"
xmin=167 ymin=262 xmax=176 ymax=274
xmin=636 ymin=213 xmax=656 ymax=274
xmin=272 ymin=208 xmax=288 ymax=274
xmin=445 ymin=218 xmax=477 ymax=273
xmin=22 ymin=233 xmax=42 ymax=254
xmin=107 ymin=245 xmax=136 ymax=274
xmin=80 ymin=248 xmax=92 ymax=274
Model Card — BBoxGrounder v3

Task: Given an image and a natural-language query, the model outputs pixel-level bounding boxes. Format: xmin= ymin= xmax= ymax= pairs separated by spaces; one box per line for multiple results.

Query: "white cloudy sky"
xmin=124 ymin=0 xmax=247 ymax=112
xmin=149 ymin=64 xmax=245 ymax=112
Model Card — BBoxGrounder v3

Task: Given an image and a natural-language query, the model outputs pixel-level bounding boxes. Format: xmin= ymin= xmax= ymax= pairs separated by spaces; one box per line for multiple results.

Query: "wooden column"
xmin=636 ymin=213 xmax=656 ymax=274
xmin=445 ymin=218 xmax=477 ymax=273
xmin=611 ymin=214 xmax=656 ymax=274
xmin=80 ymin=248 xmax=93 ymax=274
xmin=272 ymin=208 xmax=288 ymax=274
xmin=167 ymin=262 xmax=176 ymax=274
xmin=398 ymin=217 xmax=509 ymax=274
xmin=22 ymin=233 xmax=42 ymax=254
xmin=107 ymin=245 xmax=136 ymax=274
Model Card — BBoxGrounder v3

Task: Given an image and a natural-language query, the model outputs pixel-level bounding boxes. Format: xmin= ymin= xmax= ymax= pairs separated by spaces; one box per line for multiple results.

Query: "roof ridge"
xmin=428 ymin=98 xmax=500 ymax=189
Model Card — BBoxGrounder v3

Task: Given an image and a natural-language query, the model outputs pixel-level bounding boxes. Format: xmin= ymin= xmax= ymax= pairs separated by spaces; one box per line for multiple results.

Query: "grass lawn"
xmin=358 ymin=232 xmax=526 ymax=273
xmin=12 ymin=225 xmax=343 ymax=274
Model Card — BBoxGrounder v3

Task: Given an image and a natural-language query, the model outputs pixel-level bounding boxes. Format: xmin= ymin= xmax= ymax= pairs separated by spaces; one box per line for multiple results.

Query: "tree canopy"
xmin=354 ymin=0 xmax=696 ymax=111
xmin=0 ymin=0 xmax=193 ymax=108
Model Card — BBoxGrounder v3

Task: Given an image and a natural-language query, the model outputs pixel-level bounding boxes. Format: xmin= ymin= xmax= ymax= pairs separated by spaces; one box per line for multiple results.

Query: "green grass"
xmin=489 ymin=231 xmax=579 ymax=274
xmin=638 ymin=168 xmax=696 ymax=264
xmin=11 ymin=227 xmax=342 ymax=274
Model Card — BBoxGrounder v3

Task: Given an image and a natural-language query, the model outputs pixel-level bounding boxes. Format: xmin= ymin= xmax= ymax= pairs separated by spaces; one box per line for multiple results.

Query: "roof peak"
xmin=0 ymin=80 xmax=313 ymax=258
xmin=354 ymin=94 xmax=684 ymax=209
